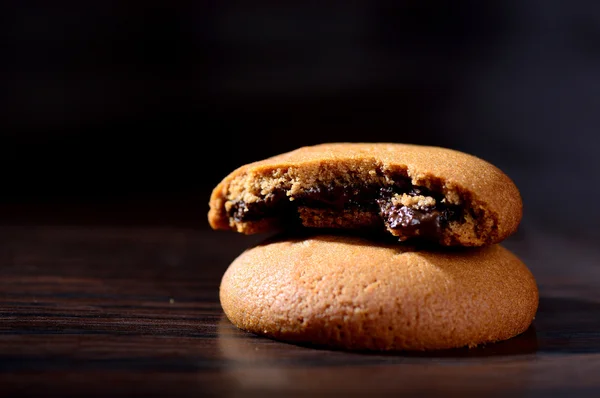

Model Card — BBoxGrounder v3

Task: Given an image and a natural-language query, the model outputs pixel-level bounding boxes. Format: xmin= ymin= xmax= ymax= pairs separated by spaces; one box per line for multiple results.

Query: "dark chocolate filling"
xmin=228 ymin=178 xmax=461 ymax=241
xmin=376 ymin=192 xmax=459 ymax=241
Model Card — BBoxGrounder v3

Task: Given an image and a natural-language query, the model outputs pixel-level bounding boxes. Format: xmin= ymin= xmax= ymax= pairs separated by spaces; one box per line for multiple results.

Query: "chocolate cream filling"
xmin=228 ymin=179 xmax=462 ymax=241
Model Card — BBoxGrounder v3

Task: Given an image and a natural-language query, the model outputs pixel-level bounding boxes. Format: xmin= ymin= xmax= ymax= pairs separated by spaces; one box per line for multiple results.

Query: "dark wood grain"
xmin=0 ymin=204 xmax=599 ymax=397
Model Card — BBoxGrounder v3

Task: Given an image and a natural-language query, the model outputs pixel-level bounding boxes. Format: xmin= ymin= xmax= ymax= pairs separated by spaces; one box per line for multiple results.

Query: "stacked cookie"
xmin=208 ymin=143 xmax=538 ymax=351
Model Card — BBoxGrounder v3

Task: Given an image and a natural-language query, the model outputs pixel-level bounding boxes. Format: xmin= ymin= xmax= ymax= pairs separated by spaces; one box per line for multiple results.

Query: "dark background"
xmin=2 ymin=1 xmax=599 ymax=244
xmin=3 ymin=4 xmax=600 ymax=396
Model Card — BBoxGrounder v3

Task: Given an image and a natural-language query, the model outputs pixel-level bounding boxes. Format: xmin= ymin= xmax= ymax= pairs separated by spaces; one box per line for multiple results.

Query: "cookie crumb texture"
xmin=219 ymin=235 xmax=539 ymax=351
xmin=208 ymin=143 xmax=522 ymax=246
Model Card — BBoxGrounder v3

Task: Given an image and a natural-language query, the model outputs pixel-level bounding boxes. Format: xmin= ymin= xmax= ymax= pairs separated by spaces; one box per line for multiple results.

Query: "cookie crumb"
xmin=392 ymin=193 xmax=436 ymax=209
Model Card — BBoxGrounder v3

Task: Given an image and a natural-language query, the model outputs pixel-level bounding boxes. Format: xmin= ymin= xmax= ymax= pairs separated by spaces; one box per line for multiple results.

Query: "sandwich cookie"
xmin=208 ymin=143 xmax=522 ymax=246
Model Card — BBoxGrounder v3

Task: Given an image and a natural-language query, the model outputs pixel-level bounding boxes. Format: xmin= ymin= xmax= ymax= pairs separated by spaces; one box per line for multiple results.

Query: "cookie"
xmin=208 ymin=143 xmax=522 ymax=246
xmin=219 ymin=233 xmax=538 ymax=351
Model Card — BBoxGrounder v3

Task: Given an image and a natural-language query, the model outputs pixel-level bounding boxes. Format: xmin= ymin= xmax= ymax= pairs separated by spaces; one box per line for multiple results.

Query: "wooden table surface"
xmin=1 ymin=201 xmax=599 ymax=397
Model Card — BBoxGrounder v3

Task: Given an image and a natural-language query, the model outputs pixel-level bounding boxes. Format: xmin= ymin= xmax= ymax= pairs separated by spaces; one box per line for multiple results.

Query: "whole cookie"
xmin=208 ymin=143 xmax=522 ymax=246
xmin=220 ymin=234 xmax=538 ymax=351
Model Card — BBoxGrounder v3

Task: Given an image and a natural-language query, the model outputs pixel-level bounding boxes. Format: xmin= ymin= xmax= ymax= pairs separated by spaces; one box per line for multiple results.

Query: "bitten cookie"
xmin=208 ymin=143 xmax=522 ymax=246
xmin=220 ymin=233 xmax=538 ymax=351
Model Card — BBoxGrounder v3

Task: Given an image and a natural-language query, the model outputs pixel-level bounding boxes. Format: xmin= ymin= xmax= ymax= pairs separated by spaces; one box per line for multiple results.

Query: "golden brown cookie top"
xmin=219 ymin=234 xmax=539 ymax=351
xmin=208 ymin=143 xmax=522 ymax=246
